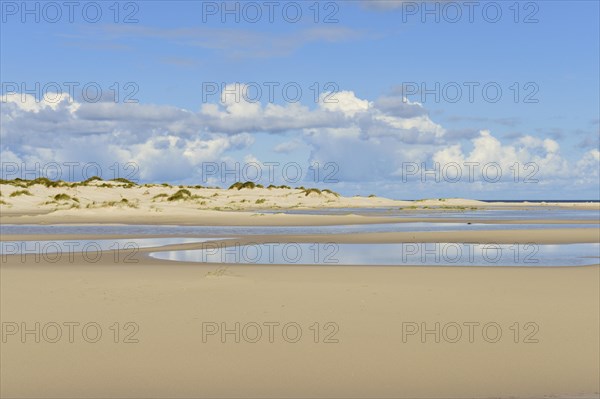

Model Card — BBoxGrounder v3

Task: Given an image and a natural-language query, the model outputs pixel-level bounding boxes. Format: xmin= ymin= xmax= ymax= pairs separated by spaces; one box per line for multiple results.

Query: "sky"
xmin=1 ymin=0 xmax=599 ymax=199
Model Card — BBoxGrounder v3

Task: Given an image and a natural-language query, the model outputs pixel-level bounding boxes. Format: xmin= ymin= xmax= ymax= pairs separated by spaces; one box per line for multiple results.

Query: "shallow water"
xmin=0 ymin=222 xmax=596 ymax=237
xmin=0 ymin=237 xmax=227 ymax=256
xmin=2 ymin=232 xmax=597 ymax=267
xmin=258 ymin=207 xmax=600 ymax=221
xmin=150 ymin=242 xmax=600 ymax=267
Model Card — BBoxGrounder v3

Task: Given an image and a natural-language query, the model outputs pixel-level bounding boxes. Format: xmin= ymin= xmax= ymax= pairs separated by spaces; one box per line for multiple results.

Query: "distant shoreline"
xmin=476 ymin=199 xmax=600 ymax=203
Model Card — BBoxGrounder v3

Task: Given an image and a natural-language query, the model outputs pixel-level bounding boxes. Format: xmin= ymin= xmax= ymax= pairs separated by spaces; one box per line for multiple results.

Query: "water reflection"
xmin=150 ymin=242 xmax=600 ymax=267
xmin=1 ymin=222 xmax=596 ymax=237
xmin=0 ymin=237 xmax=228 ymax=256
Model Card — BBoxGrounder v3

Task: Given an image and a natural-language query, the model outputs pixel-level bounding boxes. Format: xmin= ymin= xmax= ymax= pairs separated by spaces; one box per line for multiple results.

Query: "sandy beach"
xmin=1 ymin=250 xmax=599 ymax=398
xmin=1 ymin=181 xmax=599 ymax=398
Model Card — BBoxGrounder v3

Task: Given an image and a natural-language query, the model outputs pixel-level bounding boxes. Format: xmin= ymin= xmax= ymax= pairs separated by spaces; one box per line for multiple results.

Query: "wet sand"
xmin=1 ymin=260 xmax=598 ymax=398
xmin=1 ymin=224 xmax=599 ymax=398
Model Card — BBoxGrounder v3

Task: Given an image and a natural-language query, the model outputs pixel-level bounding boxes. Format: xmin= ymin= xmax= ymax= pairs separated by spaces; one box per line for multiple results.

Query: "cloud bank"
xmin=1 ymin=87 xmax=597 ymax=197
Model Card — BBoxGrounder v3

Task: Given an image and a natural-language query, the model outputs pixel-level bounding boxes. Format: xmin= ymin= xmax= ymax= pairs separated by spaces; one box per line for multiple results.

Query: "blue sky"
xmin=1 ymin=0 xmax=599 ymax=199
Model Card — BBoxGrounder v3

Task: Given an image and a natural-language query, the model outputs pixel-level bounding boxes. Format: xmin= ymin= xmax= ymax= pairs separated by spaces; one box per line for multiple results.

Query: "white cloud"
xmin=1 ymin=92 xmax=79 ymax=113
xmin=432 ymin=130 xmax=587 ymax=182
xmin=1 ymin=86 xmax=597 ymax=194
xmin=274 ymin=139 xmax=304 ymax=154
xmin=320 ymin=90 xmax=371 ymax=117
xmin=574 ymin=149 xmax=600 ymax=184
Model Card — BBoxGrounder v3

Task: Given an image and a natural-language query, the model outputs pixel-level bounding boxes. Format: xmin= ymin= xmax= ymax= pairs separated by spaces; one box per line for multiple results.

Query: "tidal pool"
xmin=150 ymin=242 xmax=600 ymax=267
xmin=258 ymin=207 xmax=600 ymax=221
xmin=0 ymin=237 xmax=229 ymax=256
xmin=1 ymin=222 xmax=595 ymax=237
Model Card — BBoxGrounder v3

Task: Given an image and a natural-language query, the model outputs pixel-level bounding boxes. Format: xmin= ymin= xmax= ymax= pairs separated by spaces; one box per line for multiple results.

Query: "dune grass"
xmin=167 ymin=189 xmax=192 ymax=201
xmin=302 ymin=187 xmax=340 ymax=197
xmin=29 ymin=177 xmax=64 ymax=187
xmin=9 ymin=190 xmax=32 ymax=197
xmin=53 ymin=193 xmax=76 ymax=202
xmin=99 ymin=198 xmax=137 ymax=208
xmin=111 ymin=178 xmax=137 ymax=185
xmin=1 ymin=178 xmax=59 ymax=188
xmin=229 ymin=181 xmax=255 ymax=190
xmin=322 ymin=189 xmax=340 ymax=197
xmin=228 ymin=181 xmax=265 ymax=190
xmin=82 ymin=176 xmax=103 ymax=184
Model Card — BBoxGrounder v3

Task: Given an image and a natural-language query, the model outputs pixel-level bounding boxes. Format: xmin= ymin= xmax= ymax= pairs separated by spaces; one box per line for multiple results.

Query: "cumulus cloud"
xmin=314 ymin=91 xmax=445 ymax=143
xmin=575 ymin=149 xmax=600 ymax=185
xmin=1 ymin=87 xmax=598 ymax=194
xmin=1 ymin=87 xmax=434 ymax=182
xmin=274 ymin=139 xmax=305 ymax=154
xmin=374 ymin=96 xmax=429 ymax=119
xmin=431 ymin=130 xmax=588 ymax=182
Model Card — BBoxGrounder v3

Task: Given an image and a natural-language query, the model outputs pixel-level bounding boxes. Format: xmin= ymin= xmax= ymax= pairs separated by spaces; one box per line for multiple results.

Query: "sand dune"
xmin=1 ymin=180 xmax=598 ymax=226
